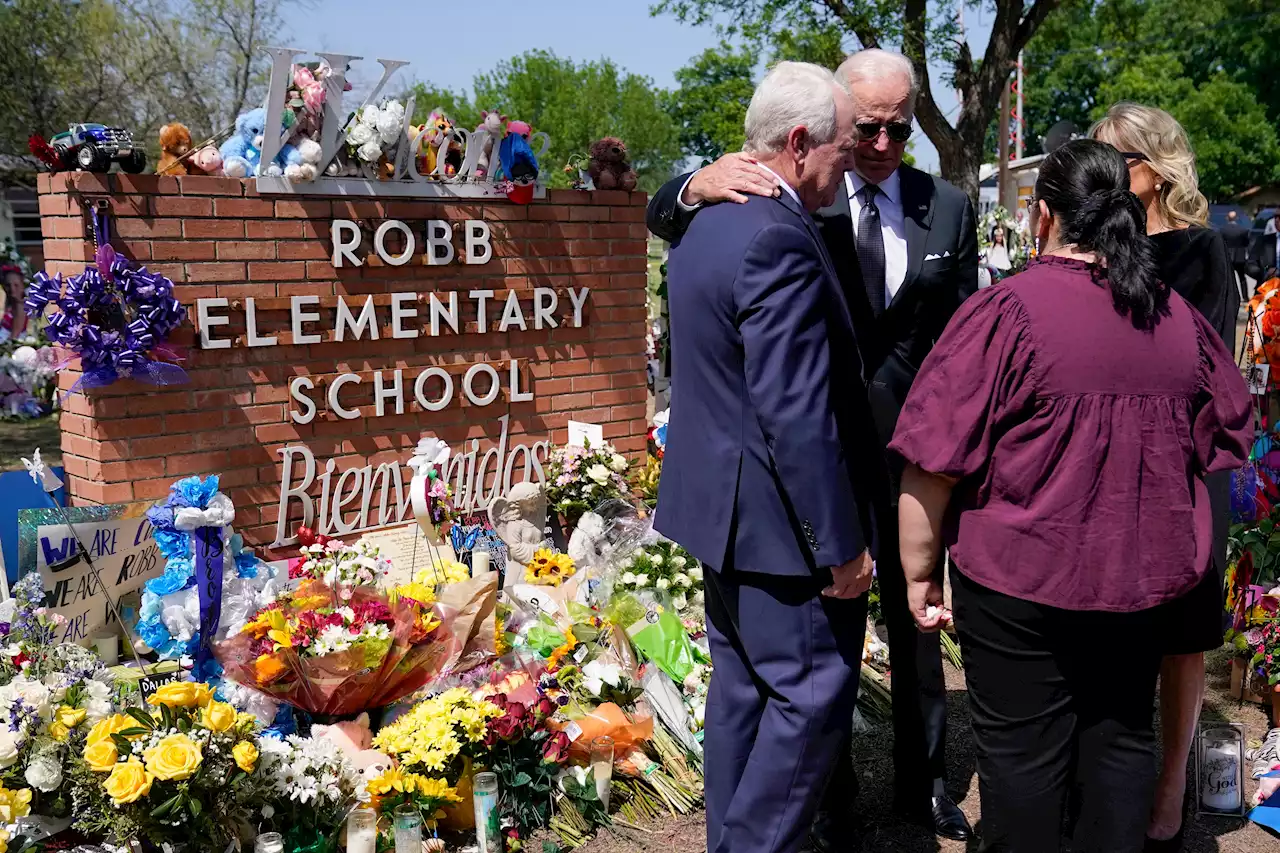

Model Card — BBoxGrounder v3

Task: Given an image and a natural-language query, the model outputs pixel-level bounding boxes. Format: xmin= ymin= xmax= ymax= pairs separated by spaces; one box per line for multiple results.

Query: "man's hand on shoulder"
xmin=822 ymin=550 xmax=874 ymax=599
xmin=684 ymin=152 xmax=782 ymax=206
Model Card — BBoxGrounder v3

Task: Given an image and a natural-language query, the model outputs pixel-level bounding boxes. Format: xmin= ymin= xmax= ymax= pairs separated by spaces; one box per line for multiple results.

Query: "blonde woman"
xmin=1092 ymin=102 xmax=1240 ymax=853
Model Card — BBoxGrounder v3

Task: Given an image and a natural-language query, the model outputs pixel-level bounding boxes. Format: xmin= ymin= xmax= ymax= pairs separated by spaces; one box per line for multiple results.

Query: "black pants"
xmin=951 ymin=569 xmax=1164 ymax=853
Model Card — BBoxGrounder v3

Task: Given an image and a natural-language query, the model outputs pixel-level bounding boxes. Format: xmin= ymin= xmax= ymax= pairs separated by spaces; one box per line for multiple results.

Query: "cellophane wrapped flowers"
xmin=614 ymin=540 xmax=704 ymax=617
xmin=255 ymin=731 xmax=369 ymax=851
xmin=544 ymin=442 xmax=632 ymax=522
xmin=373 ymin=688 xmax=501 ymax=778
xmin=69 ymin=683 xmax=270 ymax=852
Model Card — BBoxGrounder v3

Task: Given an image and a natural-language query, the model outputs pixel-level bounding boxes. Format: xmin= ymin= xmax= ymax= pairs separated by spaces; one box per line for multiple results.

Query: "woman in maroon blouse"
xmin=890 ymin=139 xmax=1252 ymax=853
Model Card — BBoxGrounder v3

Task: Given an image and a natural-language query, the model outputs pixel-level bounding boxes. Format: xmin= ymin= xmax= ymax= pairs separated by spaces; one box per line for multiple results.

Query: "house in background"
xmin=0 ymin=155 xmax=44 ymax=268
xmin=978 ymin=154 xmax=1044 ymax=219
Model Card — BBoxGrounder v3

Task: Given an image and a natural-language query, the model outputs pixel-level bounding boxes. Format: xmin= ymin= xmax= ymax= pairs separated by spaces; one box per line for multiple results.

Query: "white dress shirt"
xmin=847 ymin=170 xmax=908 ymax=305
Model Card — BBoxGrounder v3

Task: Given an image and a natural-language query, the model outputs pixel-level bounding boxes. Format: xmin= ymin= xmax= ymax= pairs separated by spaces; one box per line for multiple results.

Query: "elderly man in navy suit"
xmin=655 ymin=61 xmax=887 ymax=853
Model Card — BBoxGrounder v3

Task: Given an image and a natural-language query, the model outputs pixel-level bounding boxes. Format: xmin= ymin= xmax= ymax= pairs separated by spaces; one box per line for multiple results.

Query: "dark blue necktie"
xmin=858 ymin=184 xmax=886 ymax=315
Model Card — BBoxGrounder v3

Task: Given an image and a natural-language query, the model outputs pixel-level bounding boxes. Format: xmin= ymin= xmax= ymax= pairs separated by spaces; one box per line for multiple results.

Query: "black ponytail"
xmin=1035 ymin=139 xmax=1166 ymax=328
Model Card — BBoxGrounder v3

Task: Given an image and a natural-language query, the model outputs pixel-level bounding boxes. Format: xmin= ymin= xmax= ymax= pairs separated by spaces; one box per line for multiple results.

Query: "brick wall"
xmin=37 ymin=172 xmax=650 ymax=555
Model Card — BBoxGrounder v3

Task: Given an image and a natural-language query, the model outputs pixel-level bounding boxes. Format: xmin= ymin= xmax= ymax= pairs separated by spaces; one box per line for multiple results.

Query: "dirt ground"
xmin=574 ymin=647 xmax=1278 ymax=853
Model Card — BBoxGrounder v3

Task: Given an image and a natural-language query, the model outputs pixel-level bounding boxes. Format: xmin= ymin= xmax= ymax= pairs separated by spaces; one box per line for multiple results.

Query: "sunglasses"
xmin=1118 ymin=151 xmax=1150 ymax=166
xmin=856 ymin=121 xmax=913 ymax=143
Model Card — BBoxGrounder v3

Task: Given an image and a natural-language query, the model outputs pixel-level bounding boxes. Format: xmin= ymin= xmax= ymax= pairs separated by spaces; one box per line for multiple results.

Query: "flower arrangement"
xmin=346 ymin=100 xmax=406 ymax=169
xmin=481 ymin=693 xmax=571 ymax=836
xmin=217 ymin=578 xmax=461 ymax=716
xmin=408 ymin=437 xmax=458 ymax=533
xmin=0 ymin=346 xmax=54 ymax=421
xmin=634 ymin=455 xmax=661 ymax=510
xmin=0 ymin=574 xmax=118 ymax=820
xmin=255 ymin=731 xmax=369 ymax=851
xmin=365 ymin=767 xmax=461 ymax=831
xmin=523 ymin=549 xmax=576 ymax=587
xmin=373 ymin=688 xmax=501 ymax=779
xmin=138 ymin=476 xmax=279 ymax=663
xmin=69 ymin=684 xmax=268 ymax=852
xmin=978 ymin=205 xmax=1030 ymax=274
xmin=615 ymin=540 xmax=703 ymax=614
xmin=544 ymin=442 xmax=632 ymax=523
xmin=288 ymin=537 xmax=392 ymax=591
xmin=24 ymin=243 xmax=187 ymax=394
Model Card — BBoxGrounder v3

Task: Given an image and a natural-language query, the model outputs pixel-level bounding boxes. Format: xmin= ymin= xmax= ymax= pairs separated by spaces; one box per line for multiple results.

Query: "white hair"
xmin=743 ymin=61 xmax=848 ymax=155
xmin=837 ymin=49 xmax=919 ymax=116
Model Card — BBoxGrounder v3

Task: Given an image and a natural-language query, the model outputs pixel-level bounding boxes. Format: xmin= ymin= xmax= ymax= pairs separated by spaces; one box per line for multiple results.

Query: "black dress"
xmin=1150 ymin=226 xmax=1241 ymax=654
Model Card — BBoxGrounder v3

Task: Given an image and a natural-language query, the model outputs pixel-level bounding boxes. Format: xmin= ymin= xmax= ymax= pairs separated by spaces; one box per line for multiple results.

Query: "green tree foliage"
xmin=404 ymin=51 xmax=682 ymax=193
xmin=1020 ymin=0 xmax=1280 ymax=199
xmin=664 ymin=41 xmax=754 ymax=162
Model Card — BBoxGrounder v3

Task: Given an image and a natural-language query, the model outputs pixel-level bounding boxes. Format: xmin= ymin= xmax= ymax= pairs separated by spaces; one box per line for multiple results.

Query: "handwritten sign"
xmin=357 ymin=524 xmax=456 ymax=586
xmin=137 ymin=669 xmax=182 ymax=703
xmin=17 ymin=502 xmax=161 ymax=643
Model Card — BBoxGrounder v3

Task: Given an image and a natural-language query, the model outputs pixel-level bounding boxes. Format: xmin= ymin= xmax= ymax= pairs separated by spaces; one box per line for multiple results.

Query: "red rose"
xmin=296 ymin=526 xmax=316 ymax=546
xmin=542 ymin=730 xmax=571 ymax=764
xmin=535 ymin=697 xmax=556 ymax=719
xmin=506 ymin=701 xmax=528 ymax=722
xmin=490 ymin=714 xmax=524 ymax=742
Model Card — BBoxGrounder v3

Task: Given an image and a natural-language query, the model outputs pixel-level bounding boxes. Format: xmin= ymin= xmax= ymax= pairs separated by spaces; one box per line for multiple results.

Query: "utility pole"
xmin=1015 ymin=51 xmax=1025 ymax=160
xmin=998 ymin=80 xmax=1012 ymax=211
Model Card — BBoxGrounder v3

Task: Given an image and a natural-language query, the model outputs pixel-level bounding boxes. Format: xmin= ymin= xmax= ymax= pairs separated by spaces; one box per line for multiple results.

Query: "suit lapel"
xmin=778 ymin=191 xmax=857 ymax=334
xmin=893 ymin=166 xmax=937 ymax=310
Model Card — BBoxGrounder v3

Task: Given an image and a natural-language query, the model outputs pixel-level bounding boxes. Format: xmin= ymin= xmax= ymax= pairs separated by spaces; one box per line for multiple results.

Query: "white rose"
xmin=633 ymin=548 xmax=644 ymax=557
xmin=346 ymin=123 xmax=375 ymax=147
xmin=621 ymin=572 xmax=636 ymax=586
xmin=12 ymin=679 xmax=51 ymax=719
xmin=675 ymin=573 xmax=692 ymax=588
xmin=651 ymin=554 xmax=664 ymax=566
xmin=0 ymin=730 xmax=20 ymax=768
xmin=582 ymin=660 xmax=622 ymax=696
xmin=357 ymin=140 xmax=384 ymax=163
xmin=587 ymin=464 xmax=610 ymax=485
xmin=656 ymin=578 xmax=670 ymax=591
xmin=609 ymin=454 xmax=628 ymax=472
xmin=634 ymin=574 xmax=649 ymax=588
xmin=672 ymin=556 xmax=687 ymax=569
xmin=688 ymin=566 xmax=703 ymax=582
xmin=25 ymin=754 xmax=61 ymax=792
xmin=673 ymin=594 xmax=688 ymax=611
xmin=360 ymin=105 xmax=380 ymax=127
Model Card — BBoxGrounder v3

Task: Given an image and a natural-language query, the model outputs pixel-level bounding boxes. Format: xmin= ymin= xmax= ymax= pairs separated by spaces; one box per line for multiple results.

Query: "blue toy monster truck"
xmin=50 ymin=124 xmax=146 ymax=173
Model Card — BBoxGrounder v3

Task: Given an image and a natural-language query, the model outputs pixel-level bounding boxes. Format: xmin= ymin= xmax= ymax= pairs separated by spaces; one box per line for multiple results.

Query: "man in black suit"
xmin=1248 ymin=209 xmax=1280 ymax=285
xmin=647 ymin=48 xmax=978 ymax=845
xmin=1221 ymin=210 xmax=1252 ymax=300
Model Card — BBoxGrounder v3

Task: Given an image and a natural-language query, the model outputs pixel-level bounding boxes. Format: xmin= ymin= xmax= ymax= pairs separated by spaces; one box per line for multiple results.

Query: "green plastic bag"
xmin=611 ymin=592 xmax=697 ymax=683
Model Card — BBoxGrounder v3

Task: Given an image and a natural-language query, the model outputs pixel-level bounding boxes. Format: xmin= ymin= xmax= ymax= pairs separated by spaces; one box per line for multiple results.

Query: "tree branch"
xmin=902 ymin=0 xmax=957 ymax=149
xmin=819 ymin=0 xmax=881 ymax=49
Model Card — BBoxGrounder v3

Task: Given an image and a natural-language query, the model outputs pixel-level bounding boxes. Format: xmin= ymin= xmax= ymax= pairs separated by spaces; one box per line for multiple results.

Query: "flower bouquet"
xmin=613 ymin=540 xmax=703 ymax=617
xmin=0 ymin=574 xmax=118 ymax=826
xmin=544 ymin=442 xmax=632 ymax=526
xmin=365 ymin=767 xmax=461 ymax=836
xmin=255 ymin=732 xmax=369 ymax=853
xmin=68 ymin=683 xmax=270 ymax=852
xmin=216 ymin=574 xmax=460 ymax=716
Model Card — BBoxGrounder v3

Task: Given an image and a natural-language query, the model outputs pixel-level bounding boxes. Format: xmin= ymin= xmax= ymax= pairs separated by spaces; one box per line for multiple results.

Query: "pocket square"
xmin=925 ymin=251 xmax=953 ymax=261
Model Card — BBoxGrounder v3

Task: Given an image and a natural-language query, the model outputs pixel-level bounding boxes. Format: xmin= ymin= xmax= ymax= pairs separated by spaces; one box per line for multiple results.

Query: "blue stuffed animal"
xmin=498 ymin=119 xmax=539 ymax=183
xmin=220 ymin=107 xmax=304 ymax=178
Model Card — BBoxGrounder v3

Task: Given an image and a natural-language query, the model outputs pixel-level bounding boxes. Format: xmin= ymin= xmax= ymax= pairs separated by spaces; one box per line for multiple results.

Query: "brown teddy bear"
xmin=588 ymin=137 xmax=637 ymax=192
xmin=156 ymin=123 xmax=196 ymax=175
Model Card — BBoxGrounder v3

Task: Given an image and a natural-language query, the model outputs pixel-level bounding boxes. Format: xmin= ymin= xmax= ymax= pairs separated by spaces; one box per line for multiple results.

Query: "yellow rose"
xmin=0 ymin=786 xmax=29 ymax=823
xmin=55 ymin=705 xmax=87 ymax=729
xmin=200 ymin=701 xmax=237 ymax=733
xmin=232 ymin=741 xmax=258 ymax=774
xmin=146 ymin=682 xmax=198 ymax=708
xmin=103 ymin=758 xmax=153 ymax=805
xmin=84 ymin=739 xmax=120 ymax=772
xmin=0 ymin=825 xmax=10 ymax=853
xmin=48 ymin=722 xmax=69 ymax=741
xmin=142 ymin=733 xmax=202 ymax=781
xmin=87 ymin=714 xmax=132 ymax=745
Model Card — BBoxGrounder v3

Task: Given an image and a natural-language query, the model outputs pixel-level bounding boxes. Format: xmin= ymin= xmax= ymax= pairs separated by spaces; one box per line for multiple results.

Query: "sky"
xmin=290 ymin=0 xmax=999 ymax=174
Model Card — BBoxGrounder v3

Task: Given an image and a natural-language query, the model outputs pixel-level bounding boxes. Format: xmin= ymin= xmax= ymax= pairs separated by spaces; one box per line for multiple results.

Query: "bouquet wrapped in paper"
xmin=213 ymin=532 xmax=487 ymax=717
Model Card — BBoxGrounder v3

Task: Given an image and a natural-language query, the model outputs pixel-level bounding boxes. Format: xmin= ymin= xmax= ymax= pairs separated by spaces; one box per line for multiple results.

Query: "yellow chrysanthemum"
xmin=414 ymin=776 xmax=462 ymax=803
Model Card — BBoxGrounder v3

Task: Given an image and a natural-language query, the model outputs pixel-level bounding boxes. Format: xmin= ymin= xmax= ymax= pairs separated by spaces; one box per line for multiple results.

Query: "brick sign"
xmin=37 ymin=171 xmax=650 ymax=554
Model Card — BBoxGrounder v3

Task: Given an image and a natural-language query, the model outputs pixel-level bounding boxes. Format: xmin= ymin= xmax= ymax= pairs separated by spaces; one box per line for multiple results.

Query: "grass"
xmin=0 ymin=415 xmax=62 ymax=472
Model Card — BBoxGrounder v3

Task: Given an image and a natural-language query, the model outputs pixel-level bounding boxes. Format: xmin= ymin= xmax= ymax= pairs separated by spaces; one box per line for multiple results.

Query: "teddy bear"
xmin=312 ymin=712 xmax=393 ymax=782
xmin=588 ymin=136 xmax=637 ymax=192
xmin=220 ymin=107 xmax=313 ymax=180
xmin=473 ymin=110 xmax=506 ymax=178
xmin=156 ymin=123 xmax=196 ymax=175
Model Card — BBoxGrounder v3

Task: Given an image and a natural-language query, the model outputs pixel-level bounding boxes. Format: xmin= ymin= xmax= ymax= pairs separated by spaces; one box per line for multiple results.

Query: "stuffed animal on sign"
xmin=220 ymin=107 xmax=311 ymax=180
xmin=473 ymin=109 xmax=506 ymax=178
xmin=190 ymin=145 xmax=223 ymax=176
xmin=499 ymin=119 xmax=538 ymax=183
xmin=588 ymin=137 xmax=637 ymax=192
xmin=416 ymin=110 xmax=463 ymax=177
xmin=156 ymin=123 xmax=196 ymax=176
xmin=312 ymin=712 xmax=394 ymax=782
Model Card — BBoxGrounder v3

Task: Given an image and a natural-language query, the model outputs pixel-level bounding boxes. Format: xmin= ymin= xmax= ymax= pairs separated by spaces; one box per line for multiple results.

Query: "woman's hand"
xmin=907 ymin=577 xmax=949 ymax=633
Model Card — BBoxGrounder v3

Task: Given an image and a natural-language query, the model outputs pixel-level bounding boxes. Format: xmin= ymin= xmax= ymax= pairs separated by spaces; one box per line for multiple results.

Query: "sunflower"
xmin=523 ymin=548 xmax=576 ymax=587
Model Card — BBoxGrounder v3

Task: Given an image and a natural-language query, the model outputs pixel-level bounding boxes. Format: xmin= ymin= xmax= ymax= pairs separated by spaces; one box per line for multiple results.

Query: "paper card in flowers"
xmin=24 ymin=245 xmax=186 ymax=397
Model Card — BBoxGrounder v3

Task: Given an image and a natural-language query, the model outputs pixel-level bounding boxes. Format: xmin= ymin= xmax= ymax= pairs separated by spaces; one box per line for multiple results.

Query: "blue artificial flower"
xmin=151 ymin=528 xmax=190 ymax=560
xmin=174 ymin=475 xmax=220 ymax=509
xmin=234 ymin=551 xmax=260 ymax=579
xmin=143 ymin=557 xmax=195 ymax=596
xmin=147 ymin=503 xmax=176 ymax=531
xmin=135 ymin=615 xmax=172 ymax=651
